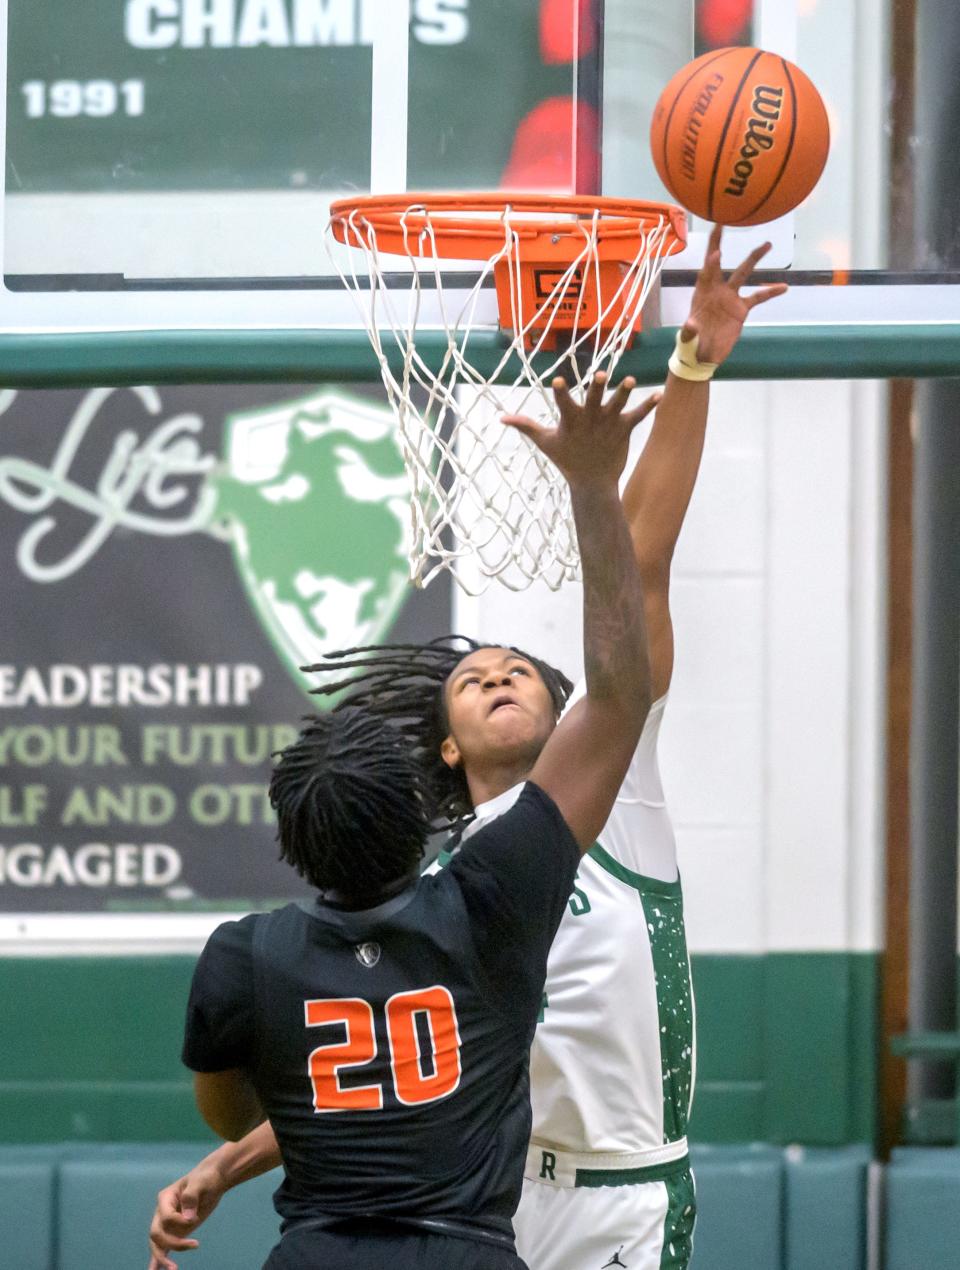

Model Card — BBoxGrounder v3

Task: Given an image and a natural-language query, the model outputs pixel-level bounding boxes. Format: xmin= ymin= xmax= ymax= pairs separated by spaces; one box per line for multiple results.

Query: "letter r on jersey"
xmin=539 ymin=1150 xmax=557 ymax=1180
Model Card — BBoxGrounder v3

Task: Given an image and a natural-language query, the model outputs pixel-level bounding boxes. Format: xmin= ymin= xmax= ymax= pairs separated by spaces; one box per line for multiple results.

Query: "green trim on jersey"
xmin=587 ymin=844 xmax=682 ymax=897
xmin=589 ymin=843 xmax=694 ymax=1144
xmin=574 ymin=1153 xmax=690 ymax=1188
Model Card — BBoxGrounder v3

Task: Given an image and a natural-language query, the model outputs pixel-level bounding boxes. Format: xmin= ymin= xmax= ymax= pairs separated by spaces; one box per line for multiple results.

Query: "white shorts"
xmin=514 ymin=1144 xmax=695 ymax=1270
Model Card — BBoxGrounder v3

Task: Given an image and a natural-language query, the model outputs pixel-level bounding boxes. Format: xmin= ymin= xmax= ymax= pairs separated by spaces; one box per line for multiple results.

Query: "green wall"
xmin=0 ymin=952 xmax=879 ymax=1146
xmin=691 ymin=953 xmax=879 ymax=1145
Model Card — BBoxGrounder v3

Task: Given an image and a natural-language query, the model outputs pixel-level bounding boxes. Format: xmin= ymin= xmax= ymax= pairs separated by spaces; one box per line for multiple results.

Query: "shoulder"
xmin=203 ymin=911 xmax=262 ymax=953
xmin=194 ymin=911 xmax=268 ymax=981
xmin=447 ymin=781 xmax=579 ymax=898
xmin=184 ymin=916 xmax=268 ymax=1073
xmin=465 ymin=781 xmax=573 ymax=847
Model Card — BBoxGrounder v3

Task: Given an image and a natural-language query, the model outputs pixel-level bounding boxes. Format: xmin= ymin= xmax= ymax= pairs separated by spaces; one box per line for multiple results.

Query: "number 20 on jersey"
xmin=305 ymin=986 xmax=462 ymax=1111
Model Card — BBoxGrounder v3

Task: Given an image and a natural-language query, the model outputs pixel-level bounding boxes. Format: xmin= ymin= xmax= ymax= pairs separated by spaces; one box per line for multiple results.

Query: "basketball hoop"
xmin=326 ymin=192 xmax=686 ymax=594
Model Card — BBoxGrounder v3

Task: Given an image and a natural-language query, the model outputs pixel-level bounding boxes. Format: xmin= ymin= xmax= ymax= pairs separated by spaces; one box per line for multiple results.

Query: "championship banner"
xmin=0 ymin=383 xmax=450 ymax=915
xmin=6 ymin=0 xmax=590 ymax=194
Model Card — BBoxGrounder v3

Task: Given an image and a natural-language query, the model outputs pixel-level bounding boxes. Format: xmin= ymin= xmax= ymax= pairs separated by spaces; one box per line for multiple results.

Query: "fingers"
xmin=149 ymin=1224 xmax=199 ymax=1255
xmin=604 ymin=375 xmax=636 ymax=415
xmin=744 ymin=281 xmax=789 ymax=309
xmin=156 ymin=1212 xmax=198 ymax=1234
xmin=705 ymin=231 xmax=784 ymax=294
xmin=149 ymin=1178 xmax=203 ymax=1269
xmin=156 ymin=1186 xmax=182 ymax=1222
xmin=156 ymin=1188 xmax=196 ymax=1233
xmin=178 ymin=1186 xmax=201 ymax=1224
xmin=148 ymin=1242 xmax=184 ymax=1270
xmin=150 ymin=1208 xmax=200 ymax=1247
xmin=502 ymin=372 xmax=650 ymax=442
xmin=500 ymin=412 xmax=551 ymax=448
xmin=621 ymin=390 xmax=663 ymax=430
xmin=727 ymin=239 xmax=773 ymax=290
xmin=572 ymin=371 xmax=639 ymax=416
xmin=679 ymin=318 xmax=700 ymax=345
xmin=583 ymin=371 xmax=608 ymax=413
xmin=543 ymin=375 xmax=578 ymax=425
xmin=700 ymin=224 xmax=724 ymax=281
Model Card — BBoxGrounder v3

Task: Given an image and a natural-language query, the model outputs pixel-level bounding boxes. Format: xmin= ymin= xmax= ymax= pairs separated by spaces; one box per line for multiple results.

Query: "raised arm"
xmin=501 ymin=375 xmax=660 ymax=850
xmin=621 ymin=225 xmax=787 ymax=698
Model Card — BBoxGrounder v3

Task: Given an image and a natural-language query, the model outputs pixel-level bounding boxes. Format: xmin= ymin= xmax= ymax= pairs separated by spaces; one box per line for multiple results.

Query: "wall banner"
xmin=0 ymin=382 xmax=450 ymax=915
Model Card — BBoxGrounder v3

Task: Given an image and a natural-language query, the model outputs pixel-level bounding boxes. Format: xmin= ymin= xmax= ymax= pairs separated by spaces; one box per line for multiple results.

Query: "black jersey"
xmin=182 ymin=781 xmax=579 ymax=1249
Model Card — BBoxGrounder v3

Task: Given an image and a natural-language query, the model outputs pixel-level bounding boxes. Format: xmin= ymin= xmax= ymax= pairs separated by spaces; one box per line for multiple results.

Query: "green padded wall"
xmin=784 ymin=1146 xmax=870 ymax=1270
xmin=885 ymin=1148 xmax=960 ymax=1270
xmin=688 ymin=1144 xmax=782 ymax=1269
xmin=687 ymin=954 xmax=878 ymax=1146
xmin=57 ymin=1146 xmax=283 ymax=1270
xmin=0 ymin=1142 xmax=877 ymax=1270
xmin=0 ymin=952 xmax=879 ymax=1146
xmin=0 ymin=1147 xmax=57 ymax=1270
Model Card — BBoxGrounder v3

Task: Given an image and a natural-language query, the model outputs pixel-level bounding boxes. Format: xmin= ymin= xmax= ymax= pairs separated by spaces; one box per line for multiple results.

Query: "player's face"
xmin=440 ymin=647 xmax=557 ymax=775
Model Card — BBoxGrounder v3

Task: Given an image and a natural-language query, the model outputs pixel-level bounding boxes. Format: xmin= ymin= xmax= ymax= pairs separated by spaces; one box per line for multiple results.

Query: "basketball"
xmin=650 ymin=47 xmax=830 ymax=226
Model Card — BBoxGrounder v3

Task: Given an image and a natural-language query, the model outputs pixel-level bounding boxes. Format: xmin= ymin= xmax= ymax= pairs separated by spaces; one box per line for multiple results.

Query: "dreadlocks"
xmin=303 ymin=636 xmax=574 ymax=830
xmin=269 ymin=706 xmax=430 ymax=903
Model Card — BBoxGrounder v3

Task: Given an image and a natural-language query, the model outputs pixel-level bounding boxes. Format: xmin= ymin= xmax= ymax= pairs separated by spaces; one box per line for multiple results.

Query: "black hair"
xmin=302 ymin=636 xmax=574 ymax=830
xmin=269 ymin=706 xmax=429 ymax=901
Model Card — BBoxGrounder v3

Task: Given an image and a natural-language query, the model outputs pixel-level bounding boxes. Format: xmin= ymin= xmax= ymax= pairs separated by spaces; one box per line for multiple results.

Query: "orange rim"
xmin=329 ymin=191 xmax=687 ymax=260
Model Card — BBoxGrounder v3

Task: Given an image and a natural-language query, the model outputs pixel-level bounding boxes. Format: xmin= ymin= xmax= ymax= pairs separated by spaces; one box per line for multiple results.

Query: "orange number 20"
xmin=305 ymin=986 xmax=461 ymax=1113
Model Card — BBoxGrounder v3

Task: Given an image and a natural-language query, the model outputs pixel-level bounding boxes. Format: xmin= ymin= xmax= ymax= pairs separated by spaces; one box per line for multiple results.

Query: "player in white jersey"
xmin=456 ymin=229 xmax=784 ymax=1268
xmin=148 ymin=228 xmax=785 ymax=1270
xmin=445 ymin=693 xmax=692 ymax=1270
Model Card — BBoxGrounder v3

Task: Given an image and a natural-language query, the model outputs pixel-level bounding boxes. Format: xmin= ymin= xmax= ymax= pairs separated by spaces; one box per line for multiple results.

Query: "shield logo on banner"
xmin=211 ymin=390 xmax=411 ymax=699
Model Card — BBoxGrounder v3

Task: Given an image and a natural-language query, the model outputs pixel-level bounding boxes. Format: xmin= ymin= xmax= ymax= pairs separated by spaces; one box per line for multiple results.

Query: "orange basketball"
xmin=649 ymin=47 xmax=829 ymax=226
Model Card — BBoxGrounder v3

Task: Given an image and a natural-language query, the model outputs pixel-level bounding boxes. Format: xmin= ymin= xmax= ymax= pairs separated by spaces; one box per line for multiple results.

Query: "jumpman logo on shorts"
xmin=601 ymin=1247 xmax=628 ymax=1268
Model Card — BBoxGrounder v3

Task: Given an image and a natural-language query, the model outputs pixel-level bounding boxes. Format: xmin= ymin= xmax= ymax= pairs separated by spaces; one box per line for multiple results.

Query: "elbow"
xmin=589 ymin=652 xmax=652 ymax=725
xmin=624 ymin=645 xmax=654 ymax=722
xmin=223 ymin=1123 xmax=258 ymax=1143
xmin=636 ymin=554 xmax=671 ymax=593
xmin=203 ymin=1109 xmax=262 ymax=1142
xmin=608 ymin=680 xmax=652 ymax=738
xmin=194 ymin=1071 xmax=263 ymax=1142
xmin=630 ymin=685 xmax=654 ymax=731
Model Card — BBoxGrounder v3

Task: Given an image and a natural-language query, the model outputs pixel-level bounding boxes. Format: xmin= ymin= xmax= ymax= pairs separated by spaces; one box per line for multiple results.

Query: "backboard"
xmin=0 ymin=0 xmax=958 ymax=342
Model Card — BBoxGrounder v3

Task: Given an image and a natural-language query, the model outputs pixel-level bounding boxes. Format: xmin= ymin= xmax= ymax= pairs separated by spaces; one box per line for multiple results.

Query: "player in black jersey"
xmin=167 ymin=372 xmax=660 ymax=1270
xmin=151 ymin=228 xmax=785 ymax=1270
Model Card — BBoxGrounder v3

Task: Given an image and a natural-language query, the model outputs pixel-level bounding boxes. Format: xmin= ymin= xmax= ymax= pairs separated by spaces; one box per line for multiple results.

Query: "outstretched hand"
xmin=679 ymin=224 xmax=788 ymax=367
xmin=501 ymin=373 xmax=662 ymax=490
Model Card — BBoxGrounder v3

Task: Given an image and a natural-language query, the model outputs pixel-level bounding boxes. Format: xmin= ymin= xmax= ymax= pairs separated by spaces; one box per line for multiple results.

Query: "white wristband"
xmin=668 ymin=330 xmax=718 ymax=382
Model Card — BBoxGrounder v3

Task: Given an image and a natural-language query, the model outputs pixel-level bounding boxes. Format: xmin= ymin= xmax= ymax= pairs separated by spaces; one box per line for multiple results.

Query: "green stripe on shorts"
xmin=660 ymin=1167 xmax=696 ymax=1270
xmin=574 ymin=1154 xmax=690 ymax=1188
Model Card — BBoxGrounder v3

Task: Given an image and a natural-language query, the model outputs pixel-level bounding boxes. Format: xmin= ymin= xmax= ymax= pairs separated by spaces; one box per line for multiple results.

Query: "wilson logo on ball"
xmin=650 ymin=47 xmax=829 ymax=227
xmin=723 ymin=84 xmax=784 ymax=200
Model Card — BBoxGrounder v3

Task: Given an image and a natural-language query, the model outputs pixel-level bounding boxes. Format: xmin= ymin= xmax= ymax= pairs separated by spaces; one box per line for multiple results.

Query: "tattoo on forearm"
xmin=571 ymin=487 xmax=648 ymax=700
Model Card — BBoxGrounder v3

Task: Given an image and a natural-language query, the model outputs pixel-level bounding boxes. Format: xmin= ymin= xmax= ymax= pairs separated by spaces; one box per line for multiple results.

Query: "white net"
xmin=325 ymin=200 xmax=679 ymax=594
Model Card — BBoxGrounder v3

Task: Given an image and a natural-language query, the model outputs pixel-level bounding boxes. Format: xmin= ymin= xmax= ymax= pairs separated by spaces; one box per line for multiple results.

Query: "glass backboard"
xmin=0 ymin=0 xmax=957 ymax=339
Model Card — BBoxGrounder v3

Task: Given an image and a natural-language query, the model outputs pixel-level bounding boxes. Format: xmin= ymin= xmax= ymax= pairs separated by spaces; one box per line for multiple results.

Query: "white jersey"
xmin=435 ymin=692 xmax=694 ymax=1167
